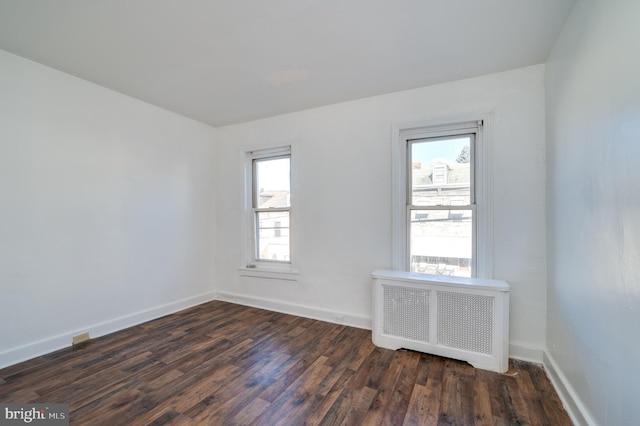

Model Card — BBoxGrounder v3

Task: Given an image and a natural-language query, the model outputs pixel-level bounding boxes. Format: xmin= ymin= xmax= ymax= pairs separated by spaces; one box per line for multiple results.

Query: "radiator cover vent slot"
xmin=383 ymin=285 xmax=430 ymax=342
xmin=437 ymin=291 xmax=493 ymax=355
xmin=372 ymin=270 xmax=509 ymax=373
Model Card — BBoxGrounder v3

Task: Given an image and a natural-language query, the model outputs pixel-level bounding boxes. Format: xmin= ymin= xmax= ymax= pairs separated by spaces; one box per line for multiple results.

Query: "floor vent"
xmin=373 ymin=270 xmax=509 ymax=372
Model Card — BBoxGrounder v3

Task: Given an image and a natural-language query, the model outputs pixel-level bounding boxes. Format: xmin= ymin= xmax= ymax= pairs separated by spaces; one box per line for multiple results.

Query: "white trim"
xmin=247 ymin=145 xmax=291 ymax=158
xmin=215 ymin=291 xmax=371 ymax=330
xmin=391 ymin=122 xmax=407 ymax=269
xmin=509 ymin=344 xmax=544 ymax=363
xmin=238 ymin=267 xmax=299 ymax=281
xmin=0 ymin=292 xmax=216 ymax=369
xmin=477 ymin=113 xmax=494 ymax=278
xmin=543 ymin=351 xmax=597 ymax=426
xmin=391 ymin=112 xmax=494 ymax=278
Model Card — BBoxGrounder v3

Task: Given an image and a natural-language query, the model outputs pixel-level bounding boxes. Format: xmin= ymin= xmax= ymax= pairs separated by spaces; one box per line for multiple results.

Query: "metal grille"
xmin=437 ymin=291 xmax=494 ymax=355
xmin=383 ymin=285 xmax=429 ymax=342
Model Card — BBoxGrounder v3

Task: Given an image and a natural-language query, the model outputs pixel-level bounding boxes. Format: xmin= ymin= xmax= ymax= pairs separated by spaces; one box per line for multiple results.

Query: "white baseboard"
xmin=214 ymin=291 xmax=372 ymax=330
xmin=0 ymin=292 xmax=216 ymax=370
xmin=509 ymin=344 xmax=544 ymax=363
xmin=543 ymin=351 xmax=596 ymax=426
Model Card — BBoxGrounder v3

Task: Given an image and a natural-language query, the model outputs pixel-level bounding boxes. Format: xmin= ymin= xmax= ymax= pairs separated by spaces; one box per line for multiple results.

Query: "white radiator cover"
xmin=372 ymin=269 xmax=509 ymax=373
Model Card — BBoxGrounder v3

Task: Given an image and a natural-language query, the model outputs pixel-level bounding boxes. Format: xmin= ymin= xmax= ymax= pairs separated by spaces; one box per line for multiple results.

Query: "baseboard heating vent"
xmin=372 ymin=269 xmax=509 ymax=373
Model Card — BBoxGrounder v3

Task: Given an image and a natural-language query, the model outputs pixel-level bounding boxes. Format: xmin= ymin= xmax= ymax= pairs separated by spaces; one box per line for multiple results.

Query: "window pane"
xmin=410 ymin=136 xmax=472 ymax=206
xmin=256 ymin=211 xmax=290 ymax=262
xmin=409 ymin=209 xmax=472 ymax=277
xmin=255 ymin=157 xmax=290 ymax=208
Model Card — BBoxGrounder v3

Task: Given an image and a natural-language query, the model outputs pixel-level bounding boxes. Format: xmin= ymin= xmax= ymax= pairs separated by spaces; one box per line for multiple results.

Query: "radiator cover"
xmin=372 ymin=270 xmax=509 ymax=373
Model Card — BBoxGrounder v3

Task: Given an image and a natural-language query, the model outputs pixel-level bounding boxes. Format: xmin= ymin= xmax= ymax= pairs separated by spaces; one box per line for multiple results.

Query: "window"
xmin=241 ymin=145 xmax=298 ymax=280
xmin=393 ymin=117 xmax=493 ymax=278
xmin=253 ymin=154 xmax=290 ymax=263
xmin=408 ymin=134 xmax=474 ymax=277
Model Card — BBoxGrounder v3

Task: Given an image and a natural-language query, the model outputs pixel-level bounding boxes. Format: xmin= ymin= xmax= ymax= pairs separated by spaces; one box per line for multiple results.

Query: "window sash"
xmin=245 ymin=146 xmax=292 ymax=268
xmin=252 ymin=154 xmax=291 ymax=209
xmin=407 ymin=205 xmax=476 ymax=276
xmin=254 ymin=209 xmax=290 ymax=263
xmin=407 ymin=134 xmax=475 ymax=208
xmin=403 ymin=125 xmax=479 ymax=277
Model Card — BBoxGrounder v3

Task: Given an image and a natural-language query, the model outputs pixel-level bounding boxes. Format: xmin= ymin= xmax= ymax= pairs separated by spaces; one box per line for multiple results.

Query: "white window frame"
xmin=239 ymin=145 xmax=299 ymax=280
xmin=392 ymin=114 xmax=494 ymax=278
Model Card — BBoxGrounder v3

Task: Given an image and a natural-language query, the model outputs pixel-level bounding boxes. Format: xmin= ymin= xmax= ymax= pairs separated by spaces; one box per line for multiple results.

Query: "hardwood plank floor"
xmin=0 ymin=301 xmax=572 ymax=425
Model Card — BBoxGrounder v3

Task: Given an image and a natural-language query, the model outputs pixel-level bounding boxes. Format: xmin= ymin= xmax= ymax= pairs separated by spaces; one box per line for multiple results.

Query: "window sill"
xmin=238 ymin=267 xmax=299 ymax=281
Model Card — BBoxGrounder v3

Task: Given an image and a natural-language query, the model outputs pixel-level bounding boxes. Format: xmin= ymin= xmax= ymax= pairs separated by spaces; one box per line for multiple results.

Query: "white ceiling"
xmin=0 ymin=0 xmax=576 ymax=127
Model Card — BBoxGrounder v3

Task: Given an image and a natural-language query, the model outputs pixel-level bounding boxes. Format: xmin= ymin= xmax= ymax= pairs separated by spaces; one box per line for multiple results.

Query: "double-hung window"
xmin=242 ymin=145 xmax=297 ymax=279
xmin=393 ymin=118 xmax=492 ymax=278
xmin=251 ymin=148 xmax=290 ymax=263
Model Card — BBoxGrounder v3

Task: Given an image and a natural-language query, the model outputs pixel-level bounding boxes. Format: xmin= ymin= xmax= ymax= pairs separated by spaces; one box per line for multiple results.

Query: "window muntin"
xmin=407 ymin=134 xmax=475 ymax=277
xmin=252 ymin=155 xmax=291 ymax=263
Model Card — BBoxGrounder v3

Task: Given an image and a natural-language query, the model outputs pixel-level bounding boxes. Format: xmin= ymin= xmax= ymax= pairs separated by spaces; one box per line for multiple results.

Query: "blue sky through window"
xmin=411 ymin=136 xmax=470 ymax=166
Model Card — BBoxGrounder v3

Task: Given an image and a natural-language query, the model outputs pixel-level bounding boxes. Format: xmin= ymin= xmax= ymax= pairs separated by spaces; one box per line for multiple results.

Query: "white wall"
xmin=0 ymin=50 xmax=217 ymax=368
xmin=546 ymin=1 xmax=640 ymax=424
xmin=216 ymin=65 xmax=548 ymax=356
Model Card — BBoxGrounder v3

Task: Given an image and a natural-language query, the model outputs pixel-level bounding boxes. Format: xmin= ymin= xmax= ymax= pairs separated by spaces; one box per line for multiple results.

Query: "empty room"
xmin=1 ymin=0 xmax=638 ymax=425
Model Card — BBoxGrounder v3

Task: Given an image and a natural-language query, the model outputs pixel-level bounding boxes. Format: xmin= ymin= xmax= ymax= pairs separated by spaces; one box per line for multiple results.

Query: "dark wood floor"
xmin=0 ymin=301 xmax=571 ymax=425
